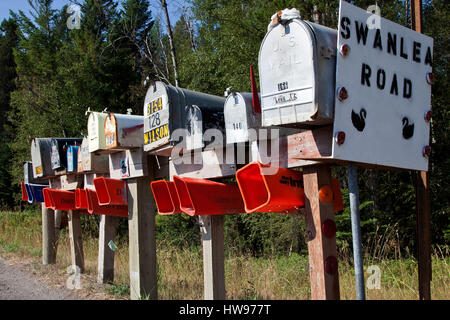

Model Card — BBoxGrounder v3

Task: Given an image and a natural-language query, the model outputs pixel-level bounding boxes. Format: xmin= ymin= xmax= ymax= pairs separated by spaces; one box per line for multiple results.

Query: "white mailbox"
xmin=87 ymin=112 xmax=108 ymax=153
xmin=258 ymin=15 xmax=337 ymax=127
xmin=104 ymin=113 xmax=144 ymax=152
xmin=224 ymin=92 xmax=260 ymax=144
xmin=224 ymin=91 xmax=300 ymax=144
xmin=143 ymin=81 xmax=226 ymax=155
xmin=77 ymin=137 xmax=109 ymax=173
xmin=31 ymin=138 xmax=54 ymax=178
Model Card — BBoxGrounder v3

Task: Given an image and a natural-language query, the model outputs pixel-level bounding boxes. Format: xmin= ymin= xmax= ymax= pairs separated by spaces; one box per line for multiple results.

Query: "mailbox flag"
xmin=93 ymin=177 xmax=128 ymax=206
xmin=250 ymin=66 xmax=261 ymax=114
xmin=173 ymin=176 xmax=245 ymax=216
xmin=21 ymin=182 xmax=28 ymax=202
xmin=150 ymin=180 xmax=182 ymax=215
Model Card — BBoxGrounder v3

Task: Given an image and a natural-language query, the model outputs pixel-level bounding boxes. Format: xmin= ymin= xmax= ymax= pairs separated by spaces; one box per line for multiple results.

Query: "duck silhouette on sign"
xmin=402 ymin=117 xmax=414 ymax=139
xmin=351 ymin=108 xmax=367 ymax=132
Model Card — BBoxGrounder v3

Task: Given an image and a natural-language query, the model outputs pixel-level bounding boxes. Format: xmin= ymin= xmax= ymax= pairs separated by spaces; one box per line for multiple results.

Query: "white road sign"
xmin=332 ymin=0 xmax=433 ymax=171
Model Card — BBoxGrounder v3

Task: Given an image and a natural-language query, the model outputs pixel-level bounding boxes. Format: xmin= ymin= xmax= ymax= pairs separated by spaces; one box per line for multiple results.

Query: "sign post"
xmin=410 ymin=0 xmax=432 ymax=300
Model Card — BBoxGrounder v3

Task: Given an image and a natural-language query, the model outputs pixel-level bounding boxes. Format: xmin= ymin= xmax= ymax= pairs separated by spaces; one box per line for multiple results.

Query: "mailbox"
xmin=31 ymin=138 xmax=53 ymax=178
xmin=50 ymin=138 xmax=82 ymax=171
xmin=104 ymin=113 xmax=144 ymax=152
xmin=24 ymin=184 xmax=46 ymax=204
xmin=224 ymin=92 xmax=261 ymax=144
xmin=77 ymin=138 xmax=109 ymax=173
xmin=143 ymin=81 xmax=226 ymax=155
xmin=224 ymin=91 xmax=299 ymax=144
xmin=67 ymin=146 xmax=79 ymax=172
xmin=24 ymin=161 xmax=48 ymax=185
xmin=258 ymin=16 xmax=337 ymax=127
xmin=87 ymin=112 xmax=108 ymax=153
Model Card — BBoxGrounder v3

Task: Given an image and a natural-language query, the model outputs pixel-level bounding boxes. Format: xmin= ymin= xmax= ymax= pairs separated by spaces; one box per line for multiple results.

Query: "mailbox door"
xmin=105 ymin=114 xmax=118 ymax=149
xmin=67 ymin=146 xmax=79 ymax=172
xmin=144 ymin=82 xmax=177 ymax=152
xmin=258 ymin=19 xmax=336 ymax=127
xmin=50 ymin=139 xmax=62 ymax=170
xmin=225 ymin=92 xmax=261 ymax=144
xmin=185 ymin=105 xmax=203 ymax=150
xmin=88 ymin=112 xmax=107 ymax=153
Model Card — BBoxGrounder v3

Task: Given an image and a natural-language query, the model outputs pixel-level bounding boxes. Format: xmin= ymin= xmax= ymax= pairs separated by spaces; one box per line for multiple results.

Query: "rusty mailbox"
xmin=50 ymin=138 xmax=83 ymax=171
xmin=143 ymin=81 xmax=226 ymax=155
xmin=258 ymin=14 xmax=337 ymax=127
xmin=104 ymin=113 xmax=144 ymax=152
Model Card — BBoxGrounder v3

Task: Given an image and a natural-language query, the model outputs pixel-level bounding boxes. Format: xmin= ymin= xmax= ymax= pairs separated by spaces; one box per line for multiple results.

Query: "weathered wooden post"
xmin=144 ymin=80 xmax=232 ymax=300
xmin=411 ymin=0 xmax=432 ymax=300
xmin=68 ymin=210 xmax=85 ymax=273
xmin=303 ymin=165 xmax=340 ymax=300
xmin=41 ymin=203 xmax=57 ymax=265
xmin=78 ymin=130 xmax=119 ymax=284
xmin=127 ymin=173 xmax=157 ymax=300
xmin=101 ymin=111 xmax=158 ymax=299
xmin=200 ymin=215 xmax=225 ymax=300
xmin=97 ymin=215 xmax=119 ymax=283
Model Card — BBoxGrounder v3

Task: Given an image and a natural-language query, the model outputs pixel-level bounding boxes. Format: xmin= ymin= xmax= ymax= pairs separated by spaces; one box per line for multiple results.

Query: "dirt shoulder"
xmin=0 ymin=255 xmax=121 ymax=300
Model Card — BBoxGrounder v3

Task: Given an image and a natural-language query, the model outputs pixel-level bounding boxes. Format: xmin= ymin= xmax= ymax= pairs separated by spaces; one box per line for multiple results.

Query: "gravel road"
xmin=0 ymin=258 xmax=84 ymax=300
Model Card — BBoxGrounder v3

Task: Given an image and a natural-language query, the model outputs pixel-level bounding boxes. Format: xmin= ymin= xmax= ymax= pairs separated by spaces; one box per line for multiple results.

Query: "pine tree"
xmin=0 ymin=18 xmax=19 ymax=206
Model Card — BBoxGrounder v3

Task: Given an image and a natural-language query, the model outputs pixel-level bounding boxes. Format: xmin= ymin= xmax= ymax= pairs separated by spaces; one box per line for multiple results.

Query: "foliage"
xmin=0 ymin=0 xmax=447 ymax=256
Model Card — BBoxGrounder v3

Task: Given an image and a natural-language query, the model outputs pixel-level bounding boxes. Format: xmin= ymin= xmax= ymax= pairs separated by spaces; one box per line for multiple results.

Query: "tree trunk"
xmin=160 ymin=0 xmax=179 ymax=87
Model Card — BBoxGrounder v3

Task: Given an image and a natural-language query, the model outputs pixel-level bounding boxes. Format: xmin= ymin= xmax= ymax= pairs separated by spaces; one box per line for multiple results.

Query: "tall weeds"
xmin=0 ymin=210 xmax=448 ymax=300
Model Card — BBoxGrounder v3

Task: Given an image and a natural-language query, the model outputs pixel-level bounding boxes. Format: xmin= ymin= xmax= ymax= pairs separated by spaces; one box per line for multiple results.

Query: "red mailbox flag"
xmin=250 ymin=66 xmax=261 ymax=115
xmin=21 ymin=182 xmax=28 ymax=202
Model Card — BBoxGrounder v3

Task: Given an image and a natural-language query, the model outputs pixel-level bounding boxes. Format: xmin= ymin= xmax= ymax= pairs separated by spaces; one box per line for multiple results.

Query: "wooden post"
xmin=42 ymin=203 xmax=56 ymax=265
xmin=411 ymin=0 xmax=432 ymax=300
xmin=200 ymin=215 xmax=226 ymax=300
xmin=416 ymin=171 xmax=432 ymax=300
xmin=303 ymin=165 xmax=340 ymax=300
xmin=54 ymin=209 xmax=65 ymax=250
xmin=68 ymin=210 xmax=85 ymax=273
xmin=128 ymin=175 xmax=157 ymax=300
xmin=97 ymin=215 xmax=119 ymax=284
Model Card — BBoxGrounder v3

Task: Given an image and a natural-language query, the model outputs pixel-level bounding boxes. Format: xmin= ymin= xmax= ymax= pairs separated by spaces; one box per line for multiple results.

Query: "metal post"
xmin=348 ymin=163 xmax=365 ymax=300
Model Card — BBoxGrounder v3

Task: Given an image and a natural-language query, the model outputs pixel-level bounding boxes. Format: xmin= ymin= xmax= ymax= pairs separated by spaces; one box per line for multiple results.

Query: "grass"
xmin=0 ymin=209 xmax=448 ymax=300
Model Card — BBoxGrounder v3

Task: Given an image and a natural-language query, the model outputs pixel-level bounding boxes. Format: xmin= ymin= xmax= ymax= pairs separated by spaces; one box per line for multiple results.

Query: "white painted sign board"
xmin=332 ymin=0 xmax=433 ymax=171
